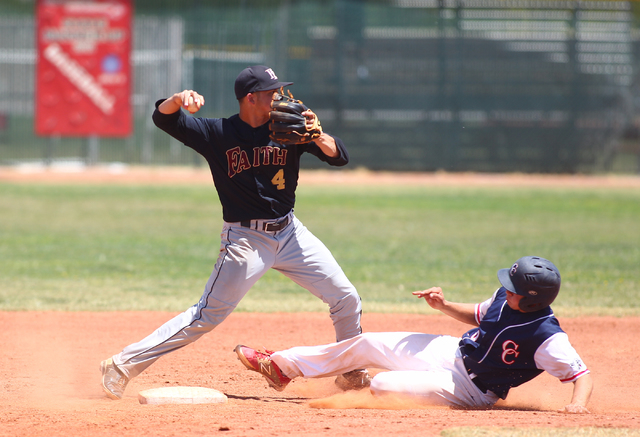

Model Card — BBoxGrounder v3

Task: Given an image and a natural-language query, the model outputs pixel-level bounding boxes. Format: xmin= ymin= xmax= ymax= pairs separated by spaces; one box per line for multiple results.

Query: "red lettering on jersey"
xmin=501 ymin=340 xmax=520 ymax=365
xmin=237 ymin=150 xmax=252 ymax=173
xmin=262 ymin=146 xmax=274 ymax=165
xmin=226 ymin=146 xmax=241 ymax=178
xmin=233 ymin=145 xmax=287 ymax=176
xmin=273 ymin=147 xmax=287 ymax=165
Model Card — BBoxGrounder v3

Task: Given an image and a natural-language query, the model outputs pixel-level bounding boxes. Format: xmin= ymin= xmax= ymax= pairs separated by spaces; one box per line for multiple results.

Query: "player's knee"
xmin=331 ymin=292 xmax=362 ymax=328
xmin=320 ymin=283 xmax=361 ymax=315
xmin=369 ymin=372 xmax=396 ymax=396
xmin=342 ymin=290 xmax=362 ymax=312
xmin=357 ymin=331 xmax=380 ymax=345
xmin=331 ymin=294 xmax=363 ymax=341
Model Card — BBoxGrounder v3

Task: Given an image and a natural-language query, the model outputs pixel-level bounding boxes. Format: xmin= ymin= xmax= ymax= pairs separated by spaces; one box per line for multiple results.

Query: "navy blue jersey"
xmin=459 ymin=287 xmax=564 ymax=399
xmin=152 ymin=101 xmax=349 ymax=222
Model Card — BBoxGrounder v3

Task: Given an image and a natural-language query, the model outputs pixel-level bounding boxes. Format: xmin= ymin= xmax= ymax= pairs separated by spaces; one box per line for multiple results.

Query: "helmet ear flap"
xmin=498 ymin=256 xmax=561 ymax=313
xmin=518 ymin=287 xmax=560 ymax=312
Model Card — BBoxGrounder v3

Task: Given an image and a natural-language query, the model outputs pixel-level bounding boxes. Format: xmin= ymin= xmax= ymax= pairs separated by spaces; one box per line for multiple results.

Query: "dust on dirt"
xmin=0 ymin=312 xmax=638 ymax=437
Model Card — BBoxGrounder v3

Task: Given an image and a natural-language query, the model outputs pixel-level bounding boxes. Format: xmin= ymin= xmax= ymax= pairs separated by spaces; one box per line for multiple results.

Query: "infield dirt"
xmin=3 ymin=165 xmax=640 ymax=189
xmin=0 ymin=312 xmax=638 ymax=437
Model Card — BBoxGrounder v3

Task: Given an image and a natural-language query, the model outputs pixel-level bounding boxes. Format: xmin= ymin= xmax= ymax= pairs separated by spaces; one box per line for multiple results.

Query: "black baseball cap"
xmin=234 ymin=65 xmax=293 ymax=100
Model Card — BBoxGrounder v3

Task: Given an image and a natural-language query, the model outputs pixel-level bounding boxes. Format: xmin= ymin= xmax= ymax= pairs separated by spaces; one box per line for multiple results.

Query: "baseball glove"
xmin=269 ymin=89 xmax=322 ymax=145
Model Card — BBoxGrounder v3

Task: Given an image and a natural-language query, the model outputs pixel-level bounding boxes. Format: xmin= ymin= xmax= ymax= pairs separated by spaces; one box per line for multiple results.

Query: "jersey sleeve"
xmin=534 ymin=332 xmax=590 ymax=383
xmin=475 ymin=289 xmax=500 ymax=324
xmin=302 ymin=135 xmax=349 ymax=166
xmin=151 ymin=99 xmax=215 ymax=156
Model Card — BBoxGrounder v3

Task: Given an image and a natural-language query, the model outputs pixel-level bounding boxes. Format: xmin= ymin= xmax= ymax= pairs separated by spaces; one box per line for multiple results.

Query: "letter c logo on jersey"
xmin=501 ymin=340 xmax=520 ymax=365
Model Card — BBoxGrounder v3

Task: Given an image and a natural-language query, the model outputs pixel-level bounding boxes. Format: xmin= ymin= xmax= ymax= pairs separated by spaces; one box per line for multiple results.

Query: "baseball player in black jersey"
xmin=235 ymin=256 xmax=593 ymax=413
xmin=100 ymin=65 xmax=368 ymax=399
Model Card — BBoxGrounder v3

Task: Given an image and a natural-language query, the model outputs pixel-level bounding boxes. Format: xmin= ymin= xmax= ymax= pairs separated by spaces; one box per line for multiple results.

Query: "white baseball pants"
xmin=272 ymin=331 xmax=499 ymax=408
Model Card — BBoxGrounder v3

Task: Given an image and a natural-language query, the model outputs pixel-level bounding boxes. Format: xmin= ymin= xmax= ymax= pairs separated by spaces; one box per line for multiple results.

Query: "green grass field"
xmin=1 ymin=180 xmax=638 ymax=316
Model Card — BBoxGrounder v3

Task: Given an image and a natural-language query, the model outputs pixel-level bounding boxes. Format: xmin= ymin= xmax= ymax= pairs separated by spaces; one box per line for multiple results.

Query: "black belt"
xmin=240 ymin=216 xmax=289 ymax=232
xmin=471 ymin=375 xmax=489 ymax=394
xmin=463 ymin=355 xmax=488 ymax=394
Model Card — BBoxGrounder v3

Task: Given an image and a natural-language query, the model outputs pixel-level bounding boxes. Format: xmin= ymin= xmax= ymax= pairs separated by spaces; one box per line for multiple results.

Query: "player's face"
xmin=254 ymin=89 xmax=278 ymax=113
xmin=505 ymin=290 xmax=525 ymax=312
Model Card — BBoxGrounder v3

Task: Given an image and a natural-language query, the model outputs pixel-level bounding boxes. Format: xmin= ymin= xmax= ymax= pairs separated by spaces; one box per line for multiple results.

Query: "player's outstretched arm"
xmin=301 ymin=109 xmax=338 ymax=158
xmin=311 ymin=132 xmax=338 ymax=158
xmin=559 ymin=373 xmax=593 ymax=414
xmin=412 ymin=287 xmax=478 ymax=326
xmin=159 ymin=90 xmax=205 ymax=115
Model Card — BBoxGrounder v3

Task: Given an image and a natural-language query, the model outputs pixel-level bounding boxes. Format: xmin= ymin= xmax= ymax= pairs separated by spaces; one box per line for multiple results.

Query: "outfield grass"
xmin=0 ymin=180 xmax=638 ymax=315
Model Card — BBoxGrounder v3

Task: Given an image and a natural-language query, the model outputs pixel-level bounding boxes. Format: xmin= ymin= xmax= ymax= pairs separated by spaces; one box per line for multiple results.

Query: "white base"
xmin=138 ymin=386 xmax=228 ymax=405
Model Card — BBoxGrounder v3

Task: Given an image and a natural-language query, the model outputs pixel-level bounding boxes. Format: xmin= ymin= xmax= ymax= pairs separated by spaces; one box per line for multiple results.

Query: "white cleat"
xmin=100 ymin=357 xmax=129 ymax=400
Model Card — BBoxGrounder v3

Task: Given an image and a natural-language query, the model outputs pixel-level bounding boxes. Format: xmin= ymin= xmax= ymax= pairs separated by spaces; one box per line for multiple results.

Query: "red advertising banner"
xmin=35 ymin=0 xmax=132 ymax=137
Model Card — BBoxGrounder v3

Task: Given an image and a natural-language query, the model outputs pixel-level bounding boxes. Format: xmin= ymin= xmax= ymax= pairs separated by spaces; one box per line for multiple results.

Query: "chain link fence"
xmin=1 ymin=0 xmax=639 ymax=173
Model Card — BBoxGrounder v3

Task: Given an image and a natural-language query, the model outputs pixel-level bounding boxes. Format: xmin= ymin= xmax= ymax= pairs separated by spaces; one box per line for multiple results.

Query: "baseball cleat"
xmin=234 ymin=345 xmax=291 ymax=391
xmin=100 ymin=357 xmax=129 ymax=400
xmin=335 ymin=369 xmax=372 ymax=391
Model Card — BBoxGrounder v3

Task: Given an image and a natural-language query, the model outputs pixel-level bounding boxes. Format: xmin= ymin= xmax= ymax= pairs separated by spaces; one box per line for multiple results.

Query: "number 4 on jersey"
xmin=271 ymin=169 xmax=285 ymax=190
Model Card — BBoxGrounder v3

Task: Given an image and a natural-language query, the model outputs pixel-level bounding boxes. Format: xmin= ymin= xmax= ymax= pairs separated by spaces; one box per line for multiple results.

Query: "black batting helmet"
xmin=497 ymin=256 xmax=561 ymax=312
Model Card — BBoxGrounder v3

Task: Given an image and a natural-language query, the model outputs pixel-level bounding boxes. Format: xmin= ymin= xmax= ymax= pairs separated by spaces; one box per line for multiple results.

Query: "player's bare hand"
xmin=413 ymin=287 xmax=446 ymax=310
xmin=302 ymin=109 xmax=322 ymax=132
xmin=175 ymin=90 xmax=205 ymax=114
xmin=558 ymin=404 xmax=590 ymax=414
xmin=302 ymin=109 xmax=314 ymax=122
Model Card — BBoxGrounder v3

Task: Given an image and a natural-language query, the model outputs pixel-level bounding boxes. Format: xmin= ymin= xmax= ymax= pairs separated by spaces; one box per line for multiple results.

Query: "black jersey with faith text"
xmin=152 ymin=101 xmax=349 ymax=222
